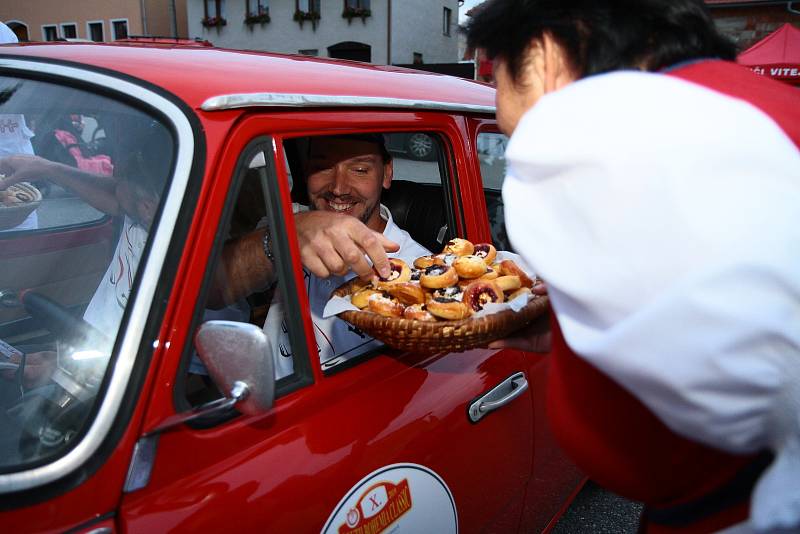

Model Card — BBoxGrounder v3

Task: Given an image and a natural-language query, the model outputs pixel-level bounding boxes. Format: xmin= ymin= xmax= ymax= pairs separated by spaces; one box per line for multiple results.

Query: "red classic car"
xmin=0 ymin=41 xmax=582 ymax=532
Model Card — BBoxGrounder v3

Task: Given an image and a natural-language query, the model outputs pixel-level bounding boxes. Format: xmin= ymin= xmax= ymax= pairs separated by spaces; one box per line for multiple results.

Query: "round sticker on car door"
xmin=321 ymin=463 xmax=458 ymax=534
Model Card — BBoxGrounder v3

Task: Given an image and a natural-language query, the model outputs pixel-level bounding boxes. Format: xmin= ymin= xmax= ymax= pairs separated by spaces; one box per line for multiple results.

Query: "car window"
xmin=476 ymin=131 xmax=512 ymax=252
xmin=1 ymin=99 xmax=134 ymax=231
xmin=184 ymin=130 xmax=458 ymax=404
xmin=185 ymin=140 xmax=311 ymax=406
xmin=279 ymin=131 xmax=456 ymax=376
xmin=381 ymin=132 xmax=457 ymax=253
xmin=0 ymin=74 xmax=175 ymax=470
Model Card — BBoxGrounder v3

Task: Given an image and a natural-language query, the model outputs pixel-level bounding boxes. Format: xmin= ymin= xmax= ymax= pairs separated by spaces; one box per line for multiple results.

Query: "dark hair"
xmin=118 ymin=119 xmax=174 ymax=196
xmin=307 ymin=133 xmax=391 ymax=163
xmin=465 ymin=0 xmax=737 ymax=83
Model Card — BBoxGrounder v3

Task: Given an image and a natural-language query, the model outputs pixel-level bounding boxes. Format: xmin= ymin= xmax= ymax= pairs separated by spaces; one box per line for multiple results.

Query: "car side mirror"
xmin=195 ymin=320 xmax=275 ymax=415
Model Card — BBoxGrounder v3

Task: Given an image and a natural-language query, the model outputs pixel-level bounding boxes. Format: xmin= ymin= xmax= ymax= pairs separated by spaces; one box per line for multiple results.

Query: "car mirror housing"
xmin=195 ymin=320 xmax=275 ymax=415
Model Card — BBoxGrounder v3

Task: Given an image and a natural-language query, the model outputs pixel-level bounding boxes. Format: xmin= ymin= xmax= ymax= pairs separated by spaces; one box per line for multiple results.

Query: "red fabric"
xmin=668 ymin=60 xmax=800 ymax=146
xmin=547 ymin=316 xmax=752 ymax=533
xmin=478 ymin=58 xmax=493 ymax=77
xmin=54 ymin=130 xmax=114 ymax=176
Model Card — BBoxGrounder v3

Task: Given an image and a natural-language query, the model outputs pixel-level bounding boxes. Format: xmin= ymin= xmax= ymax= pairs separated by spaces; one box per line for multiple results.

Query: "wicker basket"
xmin=332 ymin=279 xmax=549 ymax=354
xmin=0 ymin=183 xmax=42 ymax=230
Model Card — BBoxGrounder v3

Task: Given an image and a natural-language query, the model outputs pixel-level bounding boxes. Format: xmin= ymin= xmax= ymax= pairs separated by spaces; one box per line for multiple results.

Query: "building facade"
xmin=706 ymin=0 xmax=800 ymax=50
xmin=187 ymin=0 xmax=460 ymax=65
xmin=0 ymin=0 xmax=188 ymax=43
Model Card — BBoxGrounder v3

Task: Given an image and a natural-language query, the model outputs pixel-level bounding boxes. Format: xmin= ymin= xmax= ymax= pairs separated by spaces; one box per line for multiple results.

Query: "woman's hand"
xmin=0 ymin=155 xmax=55 ymax=190
xmin=488 ymin=281 xmax=552 ymax=353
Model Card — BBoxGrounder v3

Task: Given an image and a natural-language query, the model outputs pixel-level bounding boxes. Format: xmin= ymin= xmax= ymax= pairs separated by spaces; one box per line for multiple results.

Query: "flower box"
xmin=342 ymin=6 xmax=371 ymax=23
xmin=201 ymin=16 xmax=227 ymax=28
xmin=293 ymin=9 xmax=321 ymax=29
xmin=245 ymin=12 xmax=271 ymax=24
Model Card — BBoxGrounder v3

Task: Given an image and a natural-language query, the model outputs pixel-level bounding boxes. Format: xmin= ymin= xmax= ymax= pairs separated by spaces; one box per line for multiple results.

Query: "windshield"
xmin=0 ymin=74 xmax=174 ymax=471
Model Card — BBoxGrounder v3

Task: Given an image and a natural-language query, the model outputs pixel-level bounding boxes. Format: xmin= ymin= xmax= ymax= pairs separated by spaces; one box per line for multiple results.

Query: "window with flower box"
xmin=295 ymin=0 xmax=321 ymax=28
xmin=246 ymin=0 xmax=270 ymax=24
xmin=343 ymin=0 xmax=371 ymax=23
xmin=203 ymin=0 xmax=227 ymax=28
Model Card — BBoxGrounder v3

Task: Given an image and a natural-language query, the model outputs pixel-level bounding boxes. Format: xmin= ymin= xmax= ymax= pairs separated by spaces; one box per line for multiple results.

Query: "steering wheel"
xmin=21 ymin=290 xmax=102 ymax=346
xmin=10 ymin=291 xmax=109 ymax=460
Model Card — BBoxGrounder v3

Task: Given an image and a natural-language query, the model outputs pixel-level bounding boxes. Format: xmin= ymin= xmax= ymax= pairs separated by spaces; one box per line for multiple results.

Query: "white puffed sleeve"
xmin=503 ymin=70 xmax=800 ymax=531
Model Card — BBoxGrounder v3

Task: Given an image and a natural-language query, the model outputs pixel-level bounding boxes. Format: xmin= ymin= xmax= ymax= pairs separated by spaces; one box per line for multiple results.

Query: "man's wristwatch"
xmin=262 ymin=227 xmax=275 ymax=263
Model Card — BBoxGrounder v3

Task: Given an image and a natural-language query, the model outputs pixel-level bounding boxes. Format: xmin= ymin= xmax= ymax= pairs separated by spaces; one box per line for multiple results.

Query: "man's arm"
xmin=0 ymin=155 xmax=120 ymax=215
xmin=206 ymin=229 xmax=276 ymax=309
xmin=208 ymin=210 xmax=398 ymax=308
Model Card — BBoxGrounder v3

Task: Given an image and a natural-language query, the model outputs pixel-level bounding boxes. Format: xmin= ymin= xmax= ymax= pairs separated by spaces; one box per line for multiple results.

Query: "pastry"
xmin=384 ymin=282 xmax=426 ymax=306
xmin=432 ymin=285 xmax=464 ymax=301
xmin=413 ymin=255 xmax=443 ymax=269
xmin=507 ymin=287 xmax=532 ymax=301
xmin=374 ymin=258 xmax=411 ymax=287
xmin=442 ymin=238 xmax=474 ymax=256
xmin=495 ymin=275 xmax=521 ymax=292
xmin=403 ymin=303 xmax=437 ymax=322
xmin=473 ymin=243 xmax=497 ymax=264
xmin=0 ymin=189 xmax=24 ymax=205
xmin=498 ymin=259 xmax=534 ymax=288
xmin=351 ymin=287 xmax=381 ymax=309
xmin=462 ymin=280 xmax=505 ymax=313
xmin=434 ymin=253 xmax=457 ymax=266
xmin=479 ymin=267 xmax=498 ymax=281
xmin=457 ymin=278 xmax=473 ymax=290
xmin=427 ymin=297 xmax=471 ymax=320
xmin=420 ymin=264 xmax=459 ymax=289
xmin=367 ymin=293 xmax=405 ymax=317
xmin=453 ymin=255 xmax=487 ymax=279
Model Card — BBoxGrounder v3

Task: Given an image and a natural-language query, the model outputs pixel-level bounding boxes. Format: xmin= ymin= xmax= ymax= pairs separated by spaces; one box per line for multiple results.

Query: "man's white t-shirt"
xmin=265 ymin=204 xmax=430 ymax=379
xmin=83 ymin=216 xmax=147 ymax=333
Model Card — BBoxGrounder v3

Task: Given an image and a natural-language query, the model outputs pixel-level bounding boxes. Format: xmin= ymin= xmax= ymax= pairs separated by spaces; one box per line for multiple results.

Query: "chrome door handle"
xmin=468 ymin=372 xmax=528 ymax=423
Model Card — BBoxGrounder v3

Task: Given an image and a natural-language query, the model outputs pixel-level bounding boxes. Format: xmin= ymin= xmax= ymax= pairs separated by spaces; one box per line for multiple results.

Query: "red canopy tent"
xmin=737 ymin=23 xmax=800 ymax=85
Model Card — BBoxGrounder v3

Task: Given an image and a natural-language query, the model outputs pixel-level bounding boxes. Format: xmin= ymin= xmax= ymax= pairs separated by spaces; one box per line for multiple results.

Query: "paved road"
xmin=551 ymin=481 xmax=643 ymax=534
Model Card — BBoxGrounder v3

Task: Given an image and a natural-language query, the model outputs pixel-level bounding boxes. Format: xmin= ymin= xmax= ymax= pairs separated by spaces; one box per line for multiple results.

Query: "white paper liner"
xmin=323 ymin=250 xmax=536 ymax=319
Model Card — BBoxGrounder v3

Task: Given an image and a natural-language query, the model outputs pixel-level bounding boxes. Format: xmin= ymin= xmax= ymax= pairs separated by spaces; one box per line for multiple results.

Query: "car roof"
xmin=1 ymin=43 xmax=496 ymax=113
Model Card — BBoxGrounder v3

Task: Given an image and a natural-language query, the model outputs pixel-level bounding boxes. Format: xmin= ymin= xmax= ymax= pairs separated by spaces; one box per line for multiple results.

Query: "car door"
xmin=466 ymin=118 xmax=585 ymax=533
xmin=119 ymin=109 xmax=536 ymax=533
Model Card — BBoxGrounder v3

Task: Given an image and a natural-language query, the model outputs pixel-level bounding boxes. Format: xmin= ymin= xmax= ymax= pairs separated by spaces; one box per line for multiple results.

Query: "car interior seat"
xmin=381 ymin=180 xmax=452 ymax=254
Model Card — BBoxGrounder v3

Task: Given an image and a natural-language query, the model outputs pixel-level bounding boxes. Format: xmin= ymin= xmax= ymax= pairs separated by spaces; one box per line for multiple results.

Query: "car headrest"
xmin=382 ymin=180 xmax=451 ymax=254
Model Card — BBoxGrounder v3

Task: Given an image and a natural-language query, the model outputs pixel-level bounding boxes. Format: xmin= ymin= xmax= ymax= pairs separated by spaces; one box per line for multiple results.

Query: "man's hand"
xmin=0 ymin=351 xmax=57 ymax=389
xmin=488 ymin=281 xmax=551 ymax=353
xmin=295 ymin=211 xmax=399 ymax=280
xmin=0 ymin=155 xmax=54 ymax=189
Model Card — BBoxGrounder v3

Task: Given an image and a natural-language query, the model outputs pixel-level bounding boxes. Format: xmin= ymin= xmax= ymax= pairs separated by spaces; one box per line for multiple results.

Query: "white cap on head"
xmin=0 ymin=22 xmax=18 ymax=44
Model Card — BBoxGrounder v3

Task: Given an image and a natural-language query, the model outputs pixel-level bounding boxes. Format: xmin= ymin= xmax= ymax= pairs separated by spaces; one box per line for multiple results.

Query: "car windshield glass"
xmin=0 ymin=74 xmax=174 ymax=471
